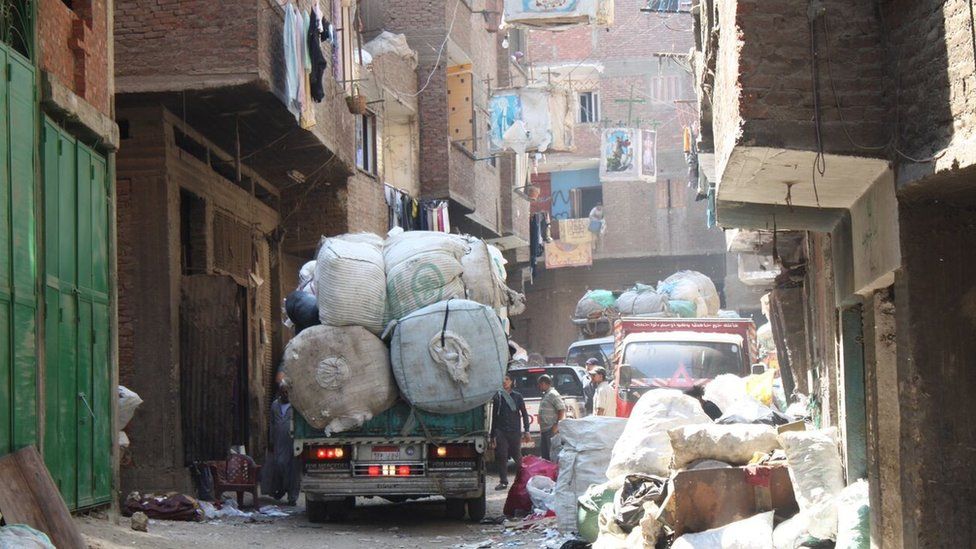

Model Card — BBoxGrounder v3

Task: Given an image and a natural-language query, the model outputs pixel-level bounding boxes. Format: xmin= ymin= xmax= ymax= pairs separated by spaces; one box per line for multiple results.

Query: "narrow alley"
xmin=0 ymin=0 xmax=974 ymax=548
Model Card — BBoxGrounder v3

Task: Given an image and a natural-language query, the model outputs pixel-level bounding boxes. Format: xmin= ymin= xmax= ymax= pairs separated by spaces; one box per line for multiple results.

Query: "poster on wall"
xmin=504 ymin=0 xmax=605 ymax=29
xmin=544 ymin=240 xmax=593 ymax=269
xmin=641 ymin=129 xmax=657 ymax=182
xmin=489 ymin=92 xmax=523 ymax=151
xmin=599 ymin=128 xmax=641 ymax=181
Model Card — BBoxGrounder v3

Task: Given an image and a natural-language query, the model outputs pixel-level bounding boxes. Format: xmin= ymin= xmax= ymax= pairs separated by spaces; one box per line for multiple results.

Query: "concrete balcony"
xmin=114 ymin=0 xmax=358 ymax=188
xmin=698 ymin=0 xmax=890 ymax=230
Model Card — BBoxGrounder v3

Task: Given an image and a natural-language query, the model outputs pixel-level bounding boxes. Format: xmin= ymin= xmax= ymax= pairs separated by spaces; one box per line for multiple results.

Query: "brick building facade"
xmin=694 ymin=0 xmax=976 ymax=545
xmin=510 ymin=4 xmax=729 ymax=358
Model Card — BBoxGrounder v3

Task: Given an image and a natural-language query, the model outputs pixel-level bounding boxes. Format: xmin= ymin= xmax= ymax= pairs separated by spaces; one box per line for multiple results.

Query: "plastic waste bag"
xmin=504 ymin=455 xmax=559 ymax=517
xmin=526 ymin=475 xmax=557 ymax=512
xmin=778 ymin=428 xmax=845 ymax=540
xmin=745 ymin=369 xmax=776 ymax=406
xmin=671 ymin=511 xmax=775 ymax=549
xmin=668 ymin=424 xmax=780 ymax=470
xmin=118 ymin=385 xmax=143 ymax=429
xmin=0 ymin=525 xmax=55 ymax=549
xmin=555 ymin=416 xmax=628 ymax=531
xmin=575 ymin=289 xmax=617 ymax=319
xmin=578 ymin=481 xmax=620 ymax=543
xmin=836 ymin=480 xmax=870 ymax=549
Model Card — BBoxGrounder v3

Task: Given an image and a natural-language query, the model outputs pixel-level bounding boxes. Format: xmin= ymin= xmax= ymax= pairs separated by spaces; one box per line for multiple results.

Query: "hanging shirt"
xmin=282 ymin=5 xmax=300 ymax=119
xmin=308 ymin=9 xmax=329 ymax=102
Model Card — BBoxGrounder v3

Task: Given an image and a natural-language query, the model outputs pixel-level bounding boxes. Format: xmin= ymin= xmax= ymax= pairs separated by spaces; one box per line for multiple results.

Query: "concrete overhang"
xmin=41 ymin=72 xmax=120 ymax=152
xmin=716 ymin=147 xmax=889 ymax=229
xmin=486 ymin=233 xmax=530 ymax=251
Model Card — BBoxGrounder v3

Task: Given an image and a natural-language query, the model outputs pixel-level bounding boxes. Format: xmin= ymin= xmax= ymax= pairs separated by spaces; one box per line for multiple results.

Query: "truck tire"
xmin=445 ymin=498 xmax=467 ymax=520
xmin=466 ymin=494 xmax=487 ymax=522
xmin=307 ymin=501 xmax=328 ymax=523
xmin=326 ymin=497 xmax=354 ymax=522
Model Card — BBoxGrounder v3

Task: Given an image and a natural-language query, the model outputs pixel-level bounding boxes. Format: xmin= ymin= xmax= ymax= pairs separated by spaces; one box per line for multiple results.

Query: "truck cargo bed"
xmin=294 ymin=400 xmax=487 ymax=441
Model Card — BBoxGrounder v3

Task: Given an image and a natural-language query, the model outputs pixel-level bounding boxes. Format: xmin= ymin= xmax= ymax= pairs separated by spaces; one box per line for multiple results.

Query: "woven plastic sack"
xmin=616 ymin=284 xmax=667 ymax=316
xmin=119 ymin=385 xmax=143 ymax=429
xmin=390 ymin=299 xmax=507 ymax=414
xmin=461 ymin=236 xmax=506 ymax=309
xmin=672 ymin=511 xmax=775 ymax=549
xmin=575 ymin=289 xmax=617 ymax=319
xmin=666 ymin=299 xmax=697 ymax=318
xmin=578 ymin=482 xmax=619 ymax=543
xmin=281 ymin=325 xmax=397 ymax=434
xmin=778 ymin=428 xmax=845 ymax=540
xmin=668 ymin=424 xmax=779 ymax=470
xmin=385 ymin=231 xmax=468 ymax=321
xmin=554 ymin=416 xmax=628 ymax=531
xmin=606 ymin=390 xmax=711 ymax=480
xmin=836 ymin=480 xmax=869 ymax=549
xmin=315 ymin=233 xmax=386 ymax=334
xmin=659 ymin=271 xmax=720 ymax=317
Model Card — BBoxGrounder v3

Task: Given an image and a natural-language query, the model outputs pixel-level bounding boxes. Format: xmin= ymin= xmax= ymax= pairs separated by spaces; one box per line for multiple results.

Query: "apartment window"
xmin=569 ymin=186 xmax=603 ymax=218
xmin=578 ymin=91 xmax=600 ymax=124
xmin=650 ymin=75 xmax=683 ymax=101
xmin=356 ymin=112 xmax=378 ymax=175
xmin=448 ymin=64 xmax=476 ymax=152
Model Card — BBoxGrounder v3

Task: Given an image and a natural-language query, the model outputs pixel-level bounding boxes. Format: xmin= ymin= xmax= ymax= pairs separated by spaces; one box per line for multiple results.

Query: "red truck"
xmin=611 ymin=317 xmax=758 ymax=417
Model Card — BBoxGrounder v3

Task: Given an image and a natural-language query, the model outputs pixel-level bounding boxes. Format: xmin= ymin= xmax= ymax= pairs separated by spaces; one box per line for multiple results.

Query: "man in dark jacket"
xmin=491 ymin=374 xmax=530 ymax=490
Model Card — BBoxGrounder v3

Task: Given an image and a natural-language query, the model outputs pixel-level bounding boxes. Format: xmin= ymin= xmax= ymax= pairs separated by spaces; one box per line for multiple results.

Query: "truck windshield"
xmin=566 ymin=343 xmax=614 ymax=368
xmin=621 ymin=341 xmax=742 ymax=386
xmin=509 ymin=368 xmax=585 ymax=399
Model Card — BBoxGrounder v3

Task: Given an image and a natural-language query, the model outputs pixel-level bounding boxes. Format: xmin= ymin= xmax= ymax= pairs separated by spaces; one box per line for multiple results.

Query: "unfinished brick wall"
xmin=39 ymin=0 xmax=111 ymax=115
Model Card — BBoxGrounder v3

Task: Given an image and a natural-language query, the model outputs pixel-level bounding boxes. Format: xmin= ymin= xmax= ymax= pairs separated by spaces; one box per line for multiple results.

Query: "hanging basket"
xmin=345 ymin=94 xmax=368 ymax=115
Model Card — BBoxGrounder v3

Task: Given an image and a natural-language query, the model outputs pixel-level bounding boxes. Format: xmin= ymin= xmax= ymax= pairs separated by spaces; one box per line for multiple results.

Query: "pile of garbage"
xmin=573 ymin=271 xmax=734 ymax=336
xmin=281 ymin=229 xmax=525 ymax=434
xmin=502 ymin=372 xmax=869 ymax=549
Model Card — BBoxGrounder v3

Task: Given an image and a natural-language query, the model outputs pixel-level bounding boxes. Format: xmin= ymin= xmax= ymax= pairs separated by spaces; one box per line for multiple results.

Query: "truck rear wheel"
xmin=307 ymin=501 xmax=328 ymax=523
xmin=445 ymin=498 xmax=467 ymax=520
xmin=466 ymin=494 xmax=486 ymax=522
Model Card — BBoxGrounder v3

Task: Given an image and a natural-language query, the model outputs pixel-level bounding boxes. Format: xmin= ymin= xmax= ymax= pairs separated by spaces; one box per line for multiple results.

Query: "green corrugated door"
xmin=42 ymin=118 xmax=112 ymax=510
xmin=0 ymin=45 xmax=39 ymax=459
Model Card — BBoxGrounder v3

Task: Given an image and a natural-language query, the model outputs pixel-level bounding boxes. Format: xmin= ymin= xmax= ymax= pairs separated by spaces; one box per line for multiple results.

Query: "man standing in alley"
xmin=491 ymin=374 xmax=531 ymax=490
xmin=536 ymin=375 xmax=566 ymax=461
xmin=263 ymin=378 xmax=301 ymax=506
xmin=582 ymin=357 xmax=602 ymax=415
xmin=590 ymin=367 xmax=617 ymax=417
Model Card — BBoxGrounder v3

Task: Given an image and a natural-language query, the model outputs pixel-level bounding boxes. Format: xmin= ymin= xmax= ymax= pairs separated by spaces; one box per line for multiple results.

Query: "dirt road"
xmin=78 ymin=483 xmax=564 ymax=549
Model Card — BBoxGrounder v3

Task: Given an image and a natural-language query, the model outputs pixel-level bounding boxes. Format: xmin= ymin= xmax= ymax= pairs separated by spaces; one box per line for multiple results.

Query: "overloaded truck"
xmin=612 ymin=317 xmax=758 ymax=417
xmin=293 ymin=401 xmax=489 ymax=522
xmin=281 ymin=230 xmax=520 ymax=523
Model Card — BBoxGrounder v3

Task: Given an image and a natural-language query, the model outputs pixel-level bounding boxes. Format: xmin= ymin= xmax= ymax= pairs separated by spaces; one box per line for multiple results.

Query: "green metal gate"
xmin=0 ymin=42 xmax=38 ymax=459
xmin=41 ymin=117 xmax=112 ymax=510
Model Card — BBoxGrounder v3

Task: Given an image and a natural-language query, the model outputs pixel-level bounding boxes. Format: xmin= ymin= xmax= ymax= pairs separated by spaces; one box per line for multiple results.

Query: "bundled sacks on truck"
xmin=384 ymin=230 xmax=468 ymax=321
xmin=315 ymin=233 xmax=386 ymax=334
xmin=281 ymin=325 xmax=397 ymax=435
xmin=389 ymin=299 xmax=508 ymax=414
xmin=460 ymin=236 xmax=506 ymax=309
xmin=575 ymin=289 xmax=617 ymax=319
xmin=616 ymin=283 xmax=667 ymax=316
xmin=658 ymin=271 xmax=720 ymax=318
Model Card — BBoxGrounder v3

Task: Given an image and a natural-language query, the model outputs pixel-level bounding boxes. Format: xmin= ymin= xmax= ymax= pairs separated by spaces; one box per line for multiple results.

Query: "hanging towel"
xmin=282 ymin=5 xmax=300 ymax=120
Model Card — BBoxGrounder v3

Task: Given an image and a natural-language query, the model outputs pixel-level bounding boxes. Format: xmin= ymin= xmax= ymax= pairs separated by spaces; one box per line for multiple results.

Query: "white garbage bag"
xmin=390 ymin=299 xmax=508 ymax=414
xmin=778 ymin=428 xmax=845 ymax=540
xmin=836 ymin=480 xmax=870 ymax=549
xmin=118 ymin=385 xmax=143 ymax=429
xmin=659 ymin=271 xmax=720 ymax=317
xmin=526 ymin=475 xmax=557 ymax=512
xmin=554 ymin=416 xmax=628 ymax=531
xmin=668 ymin=424 xmax=780 ymax=470
xmin=281 ymin=325 xmax=397 ymax=434
xmin=0 ymin=525 xmax=55 ymax=549
xmin=315 ymin=233 xmax=386 ymax=334
xmin=606 ymin=390 xmax=711 ymax=480
xmin=672 ymin=511 xmax=775 ymax=549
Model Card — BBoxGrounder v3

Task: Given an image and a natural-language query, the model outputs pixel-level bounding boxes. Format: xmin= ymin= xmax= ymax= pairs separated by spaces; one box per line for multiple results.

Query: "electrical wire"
xmin=405 ymin=0 xmax=464 ymax=97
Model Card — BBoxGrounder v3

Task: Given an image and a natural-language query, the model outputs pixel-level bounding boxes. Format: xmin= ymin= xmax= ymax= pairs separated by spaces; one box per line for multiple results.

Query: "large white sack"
xmin=606 ymin=390 xmax=711 ymax=480
xmin=836 ymin=480 xmax=869 ymax=549
xmin=315 ymin=233 xmax=386 ymax=334
xmin=660 ymin=271 xmax=720 ymax=317
xmin=778 ymin=428 xmax=845 ymax=540
xmin=281 ymin=325 xmax=397 ymax=434
xmin=616 ymin=284 xmax=666 ymax=316
xmin=460 ymin=236 xmax=505 ymax=309
xmin=672 ymin=511 xmax=775 ymax=549
xmin=297 ymin=260 xmax=317 ymax=295
xmin=385 ymin=231 xmax=468 ymax=320
xmin=390 ymin=299 xmax=508 ymax=414
xmin=118 ymin=385 xmax=143 ymax=429
xmin=554 ymin=416 xmax=628 ymax=531
xmin=669 ymin=424 xmax=780 ymax=470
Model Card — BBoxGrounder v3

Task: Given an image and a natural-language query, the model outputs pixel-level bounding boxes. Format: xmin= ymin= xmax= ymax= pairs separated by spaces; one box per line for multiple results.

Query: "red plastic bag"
xmin=503 ymin=455 xmax=559 ymax=517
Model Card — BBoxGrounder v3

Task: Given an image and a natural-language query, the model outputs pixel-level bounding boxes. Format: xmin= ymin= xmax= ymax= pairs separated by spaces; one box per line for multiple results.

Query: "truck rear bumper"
xmin=303 ymin=470 xmax=483 ymax=501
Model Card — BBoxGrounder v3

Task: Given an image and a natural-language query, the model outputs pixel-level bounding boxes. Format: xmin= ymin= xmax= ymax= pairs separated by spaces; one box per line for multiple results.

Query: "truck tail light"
xmin=307 ymin=445 xmax=351 ymax=462
xmin=429 ymin=443 xmax=477 ymax=459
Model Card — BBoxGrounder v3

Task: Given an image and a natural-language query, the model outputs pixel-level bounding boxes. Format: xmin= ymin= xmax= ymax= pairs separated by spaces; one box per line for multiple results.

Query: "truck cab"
xmin=611 ymin=318 xmax=757 ymax=417
xmin=293 ymin=401 xmax=488 ymax=522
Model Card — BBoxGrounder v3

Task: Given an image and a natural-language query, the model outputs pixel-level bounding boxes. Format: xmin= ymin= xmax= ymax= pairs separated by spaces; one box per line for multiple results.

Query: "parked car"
xmin=506 ymin=365 xmax=589 ymax=454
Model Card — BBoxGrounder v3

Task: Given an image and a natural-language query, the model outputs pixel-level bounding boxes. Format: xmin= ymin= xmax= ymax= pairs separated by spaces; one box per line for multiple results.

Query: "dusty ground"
xmin=77 ymin=471 xmax=566 ymax=549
